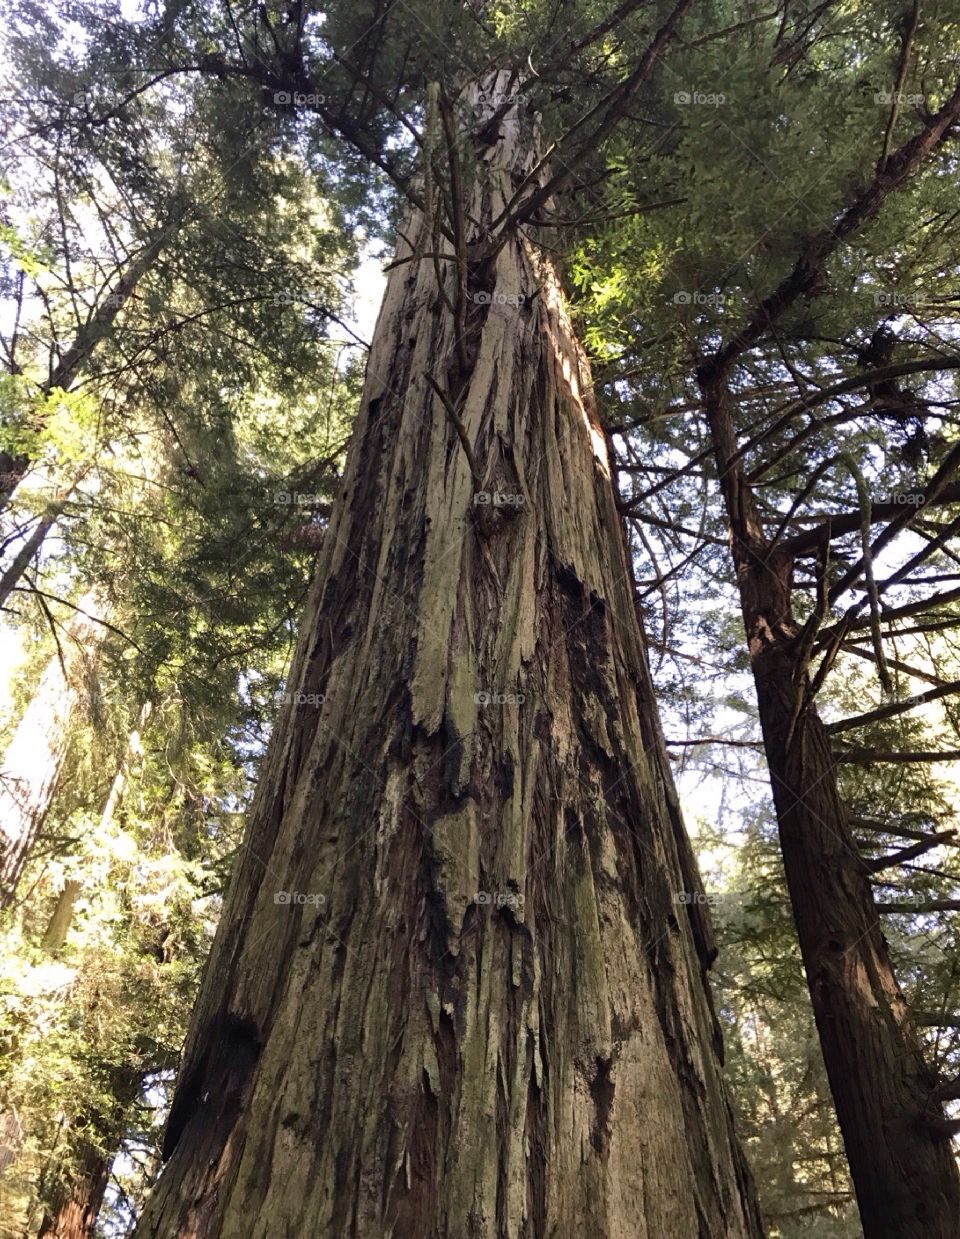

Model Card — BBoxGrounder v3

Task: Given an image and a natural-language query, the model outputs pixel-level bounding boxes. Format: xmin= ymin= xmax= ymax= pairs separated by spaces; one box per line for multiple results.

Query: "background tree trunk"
xmin=0 ymin=600 xmax=103 ymax=905
xmin=35 ymin=1062 xmax=145 ymax=1239
xmin=35 ymin=1150 xmax=110 ymax=1239
xmin=134 ymin=78 xmax=762 ymax=1239
xmin=40 ymin=880 xmax=82 ymax=953
xmin=701 ymin=376 xmax=960 ymax=1238
xmin=0 ymin=221 xmax=178 ymax=514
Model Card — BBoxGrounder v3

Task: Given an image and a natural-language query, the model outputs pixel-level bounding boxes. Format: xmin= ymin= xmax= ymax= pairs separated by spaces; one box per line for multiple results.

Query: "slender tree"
xmin=0 ymin=599 xmax=103 ymax=903
xmin=687 ymin=76 xmax=960 ymax=1235
xmin=560 ymin=6 xmax=960 ymax=1229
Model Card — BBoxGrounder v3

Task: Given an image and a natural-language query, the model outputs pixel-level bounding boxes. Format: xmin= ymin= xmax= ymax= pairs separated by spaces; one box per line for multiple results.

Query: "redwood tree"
xmin=689 ymin=80 xmax=960 ymax=1238
xmin=133 ymin=73 xmax=762 ymax=1237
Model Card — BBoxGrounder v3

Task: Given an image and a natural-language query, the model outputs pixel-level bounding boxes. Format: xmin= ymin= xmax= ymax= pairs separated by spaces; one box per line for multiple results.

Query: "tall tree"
xmin=565 ymin=6 xmax=960 ymax=1230
xmin=133 ymin=70 xmax=763 ymax=1236
xmin=0 ymin=598 xmax=102 ymax=902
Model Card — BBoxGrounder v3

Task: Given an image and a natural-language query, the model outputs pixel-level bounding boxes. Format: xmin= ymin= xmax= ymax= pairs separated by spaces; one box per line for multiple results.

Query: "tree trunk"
xmin=35 ymin=1149 xmax=111 ymax=1239
xmin=0 ymin=473 xmax=88 ymax=614
xmin=0 ymin=214 xmax=180 ymax=514
xmin=0 ymin=600 xmax=102 ymax=904
xmin=700 ymin=375 xmax=960 ymax=1238
xmin=133 ymin=77 xmax=762 ymax=1239
xmin=0 ymin=511 xmax=57 ymax=615
xmin=0 ymin=1109 xmax=24 ymax=1178
xmin=40 ymin=879 xmax=82 ymax=952
xmin=21 ymin=711 xmax=154 ymax=1236
xmin=35 ymin=1062 xmax=146 ymax=1239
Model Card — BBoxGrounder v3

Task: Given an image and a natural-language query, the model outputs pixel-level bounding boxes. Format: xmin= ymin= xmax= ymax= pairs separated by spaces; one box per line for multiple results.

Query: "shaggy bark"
xmin=134 ymin=79 xmax=762 ymax=1239
xmin=700 ymin=376 xmax=960 ymax=1238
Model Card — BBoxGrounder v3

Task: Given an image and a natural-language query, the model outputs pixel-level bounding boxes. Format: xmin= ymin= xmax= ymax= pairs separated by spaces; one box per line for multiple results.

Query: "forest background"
xmin=1 ymin=1 xmax=960 ymax=1235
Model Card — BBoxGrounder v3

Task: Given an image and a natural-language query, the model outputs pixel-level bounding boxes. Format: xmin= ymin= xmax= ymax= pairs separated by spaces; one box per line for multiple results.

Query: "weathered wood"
xmin=133 ymin=77 xmax=762 ymax=1239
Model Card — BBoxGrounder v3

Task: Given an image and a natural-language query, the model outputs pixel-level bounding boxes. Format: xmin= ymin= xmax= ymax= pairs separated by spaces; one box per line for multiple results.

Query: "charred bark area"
xmin=134 ymin=78 xmax=762 ymax=1239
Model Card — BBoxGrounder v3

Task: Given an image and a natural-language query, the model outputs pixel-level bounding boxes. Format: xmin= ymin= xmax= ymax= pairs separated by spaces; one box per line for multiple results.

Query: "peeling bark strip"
xmin=135 ymin=77 xmax=762 ymax=1239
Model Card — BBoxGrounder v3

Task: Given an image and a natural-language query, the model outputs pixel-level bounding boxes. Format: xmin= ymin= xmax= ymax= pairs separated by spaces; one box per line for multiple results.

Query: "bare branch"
xmin=424 ymin=374 xmax=481 ymax=484
xmin=876 ymin=900 xmax=960 ymax=913
xmin=837 ymin=747 xmax=960 ymax=764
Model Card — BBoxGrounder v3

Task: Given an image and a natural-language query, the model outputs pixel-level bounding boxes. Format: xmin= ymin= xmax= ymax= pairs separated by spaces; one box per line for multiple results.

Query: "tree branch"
xmin=876 ymin=899 xmax=960 ymax=913
xmin=826 ymin=677 xmax=960 ymax=734
xmin=699 ymin=77 xmax=960 ymax=384
xmin=779 ymin=482 xmax=960 ymax=557
xmin=836 ymin=747 xmax=960 ymax=763
xmin=865 ymin=831 xmax=956 ymax=873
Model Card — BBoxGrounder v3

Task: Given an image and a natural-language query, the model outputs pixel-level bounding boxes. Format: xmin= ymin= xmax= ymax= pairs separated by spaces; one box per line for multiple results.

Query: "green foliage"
xmin=1 ymin=0 xmax=960 ymax=1233
xmin=0 ymin=4 xmax=363 ymax=1228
